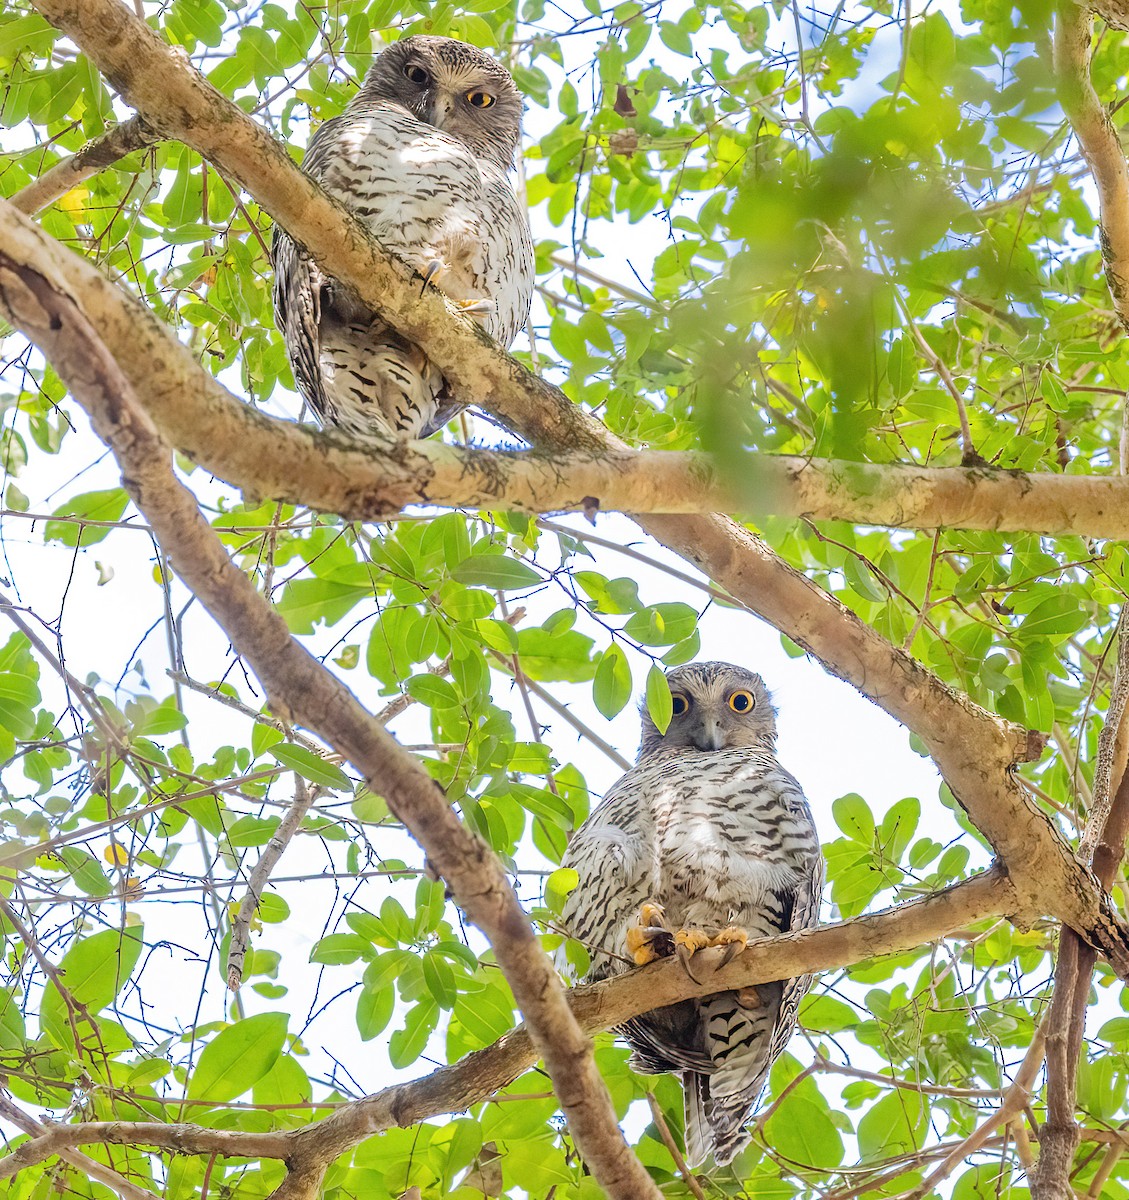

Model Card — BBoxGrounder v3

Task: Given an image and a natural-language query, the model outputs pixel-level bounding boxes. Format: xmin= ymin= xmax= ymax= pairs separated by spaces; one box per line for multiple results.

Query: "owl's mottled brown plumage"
xmin=271 ymin=36 xmax=534 ymax=439
xmin=561 ymin=662 xmax=824 ymax=1167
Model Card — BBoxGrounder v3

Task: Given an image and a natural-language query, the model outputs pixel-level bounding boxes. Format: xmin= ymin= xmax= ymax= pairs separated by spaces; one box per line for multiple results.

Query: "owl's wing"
xmin=559 ymin=773 xmax=652 ymax=984
xmin=271 ymin=224 xmax=329 ymax=416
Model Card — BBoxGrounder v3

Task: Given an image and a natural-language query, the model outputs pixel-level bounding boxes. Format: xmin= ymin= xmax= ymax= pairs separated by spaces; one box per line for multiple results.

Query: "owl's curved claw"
xmin=676 ymin=941 xmax=705 ymax=984
xmin=456 ymin=298 xmax=495 ymax=322
xmin=674 ymin=929 xmax=711 ymax=984
xmin=712 ymin=926 xmax=749 ymax=967
xmin=418 ymin=258 xmax=447 ymax=297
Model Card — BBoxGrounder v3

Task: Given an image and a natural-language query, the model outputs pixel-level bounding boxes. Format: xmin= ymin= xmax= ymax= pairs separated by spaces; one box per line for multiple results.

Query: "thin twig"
xmin=227 ymin=776 xmax=317 ymax=990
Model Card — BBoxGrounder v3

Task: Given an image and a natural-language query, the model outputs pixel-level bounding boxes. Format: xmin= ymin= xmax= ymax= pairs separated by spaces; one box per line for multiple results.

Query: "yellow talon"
xmin=674 ymin=929 xmax=711 ymax=954
xmin=639 ymin=902 xmax=666 ymax=928
xmin=627 ymin=902 xmax=672 ymax=965
xmin=711 ymin=926 xmax=749 ymax=966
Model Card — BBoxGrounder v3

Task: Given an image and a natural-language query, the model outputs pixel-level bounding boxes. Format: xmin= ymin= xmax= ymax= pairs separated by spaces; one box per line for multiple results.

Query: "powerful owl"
xmin=560 ymin=662 xmax=823 ymax=1167
xmin=271 ymin=36 xmax=534 ymax=439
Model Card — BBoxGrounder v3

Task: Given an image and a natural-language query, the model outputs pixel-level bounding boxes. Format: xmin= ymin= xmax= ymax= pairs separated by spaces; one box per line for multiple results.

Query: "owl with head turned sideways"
xmin=560 ymin=661 xmax=824 ymax=1168
xmin=271 ymin=35 xmax=534 ymax=441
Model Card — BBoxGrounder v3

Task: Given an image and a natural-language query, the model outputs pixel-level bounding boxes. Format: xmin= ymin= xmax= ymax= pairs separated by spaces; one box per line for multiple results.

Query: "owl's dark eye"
xmin=671 ymin=692 xmax=690 ymax=717
xmin=404 ymin=64 xmax=430 ymax=85
xmin=728 ymin=689 xmax=755 ymax=714
xmin=466 ymin=89 xmax=495 ymax=108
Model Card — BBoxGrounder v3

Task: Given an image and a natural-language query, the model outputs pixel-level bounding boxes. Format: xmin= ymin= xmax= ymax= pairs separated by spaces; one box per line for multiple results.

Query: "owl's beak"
xmin=429 ymin=92 xmax=456 ymax=130
xmin=694 ymin=720 xmax=725 ymax=752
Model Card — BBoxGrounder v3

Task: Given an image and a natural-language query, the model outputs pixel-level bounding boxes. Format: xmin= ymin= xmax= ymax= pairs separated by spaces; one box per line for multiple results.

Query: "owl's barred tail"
xmin=682 ymin=1072 xmax=756 ymax=1168
xmin=682 ymin=1072 xmax=712 ymax=1168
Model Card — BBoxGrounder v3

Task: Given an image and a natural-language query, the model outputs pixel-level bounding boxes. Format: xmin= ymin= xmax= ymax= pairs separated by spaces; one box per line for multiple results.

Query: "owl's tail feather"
xmin=682 ymin=1074 xmax=755 ymax=1168
xmin=682 ymin=1072 xmax=712 ymax=1168
xmin=706 ymin=1087 xmax=757 ymax=1165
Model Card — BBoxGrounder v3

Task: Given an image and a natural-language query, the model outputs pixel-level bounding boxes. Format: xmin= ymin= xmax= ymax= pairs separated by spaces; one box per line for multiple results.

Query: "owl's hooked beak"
xmin=428 ymin=91 xmax=457 ymax=130
xmin=692 ymin=719 xmax=726 ymax=752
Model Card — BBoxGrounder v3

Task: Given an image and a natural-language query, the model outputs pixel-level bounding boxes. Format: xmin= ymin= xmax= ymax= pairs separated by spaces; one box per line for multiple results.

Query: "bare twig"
xmin=227 ymin=775 xmax=317 ymax=990
xmin=645 ymin=1093 xmax=707 ymax=1200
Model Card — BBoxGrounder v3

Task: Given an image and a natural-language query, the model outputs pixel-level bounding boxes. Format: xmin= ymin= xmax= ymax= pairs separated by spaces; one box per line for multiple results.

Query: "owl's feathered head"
xmin=358 ymin=36 xmax=524 ymax=169
xmin=637 ymin=661 xmax=778 ymax=760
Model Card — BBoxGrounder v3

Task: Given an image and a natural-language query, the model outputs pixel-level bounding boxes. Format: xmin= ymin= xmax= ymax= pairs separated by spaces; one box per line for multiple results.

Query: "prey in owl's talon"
xmin=626 ymin=902 xmax=674 ymax=965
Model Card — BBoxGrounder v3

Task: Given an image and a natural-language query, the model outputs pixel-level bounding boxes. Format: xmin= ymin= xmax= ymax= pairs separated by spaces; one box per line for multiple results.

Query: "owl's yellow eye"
xmin=466 ymin=89 xmax=496 ymax=108
xmin=671 ymin=692 xmax=690 ymax=717
xmin=405 ymin=64 xmax=430 ymax=85
xmin=728 ymin=689 xmax=755 ymax=714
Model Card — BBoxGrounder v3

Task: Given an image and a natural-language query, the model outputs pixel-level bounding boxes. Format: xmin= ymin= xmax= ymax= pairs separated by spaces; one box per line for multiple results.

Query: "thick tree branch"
xmin=0 ymin=869 xmax=1009 ymax=1183
xmin=0 ymin=245 xmax=659 ymax=1200
xmin=1055 ymin=0 xmax=1129 ymax=327
xmin=10 ymin=194 xmax=1129 ymax=534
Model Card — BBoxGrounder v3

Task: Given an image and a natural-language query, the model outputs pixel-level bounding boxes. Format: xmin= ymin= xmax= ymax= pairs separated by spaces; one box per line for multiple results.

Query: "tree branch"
xmin=10 ymin=0 xmax=1129 ymax=973
xmin=8 ymin=197 xmax=1129 ymax=534
xmin=0 ymin=869 xmax=1010 ymax=1183
xmin=226 ymin=775 xmax=316 ymax=991
xmin=10 ymin=114 xmax=160 ymax=216
xmin=1055 ymin=0 xmax=1129 ymax=328
xmin=0 ymin=240 xmax=659 ymax=1200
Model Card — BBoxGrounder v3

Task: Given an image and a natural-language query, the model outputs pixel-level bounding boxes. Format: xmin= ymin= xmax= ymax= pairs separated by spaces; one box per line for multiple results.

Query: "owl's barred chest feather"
xmin=563 ymin=749 xmax=817 ymax=972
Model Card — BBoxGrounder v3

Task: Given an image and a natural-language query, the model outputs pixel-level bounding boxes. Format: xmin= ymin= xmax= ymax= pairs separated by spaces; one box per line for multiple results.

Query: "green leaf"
xmin=764 ymin=1078 xmax=844 ymax=1169
xmin=422 ymin=951 xmax=457 ymax=1009
xmin=857 ymin=1089 xmax=928 ymax=1161
xmin=269 ymin=744 xmax=351 ymax=791
xmin=356 ymin=980 xmax=395 ymax=1040
xmin=451 ymin=555 xmax=542 ymax=590
xmin=40 ymin=925 xmax=145 ymax=1049
xmin=833 ymin=793 xmax=875 ymax=843
xmin=644 ymin=664 xmax=673 ymax=734
xmin=593 ymin=644 xmax=632 ymax=719
xmin=310 ymin=933 xmax=370 ymax=965
xmin=406 ymin=674 xmax=460 ymax=709
xmin=44 ymin=488 xmax=130 ymax=547
xmin=186 ymin=1012 xmax=288 ymax=1103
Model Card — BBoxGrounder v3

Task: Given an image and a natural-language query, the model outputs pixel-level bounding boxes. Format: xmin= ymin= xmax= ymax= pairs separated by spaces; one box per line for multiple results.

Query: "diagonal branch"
xmin=0 ymin=248 xmax=660 ymax=1200
xmin=10 ymin=114 xmax=160 ymax=216
xmin=1055 ymin=0 xmax=1129 ymax=327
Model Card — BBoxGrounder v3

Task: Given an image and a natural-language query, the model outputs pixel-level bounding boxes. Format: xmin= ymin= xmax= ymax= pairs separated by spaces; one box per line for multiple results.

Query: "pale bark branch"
xmin=0 ymin=869 xmax=1009 ymax=1183
xmin=11 ymin=196 xmax=1129 ymax=533
xmin=0 ymin=1095 xmax=161 ymax=1200
xmin=9 ymin=114 xmax=160 ymax=216
xmin=0 ymin=242 xmax=659 ymax=1200
xmin=1055 ymin=0 xmax=1129 ymax=328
